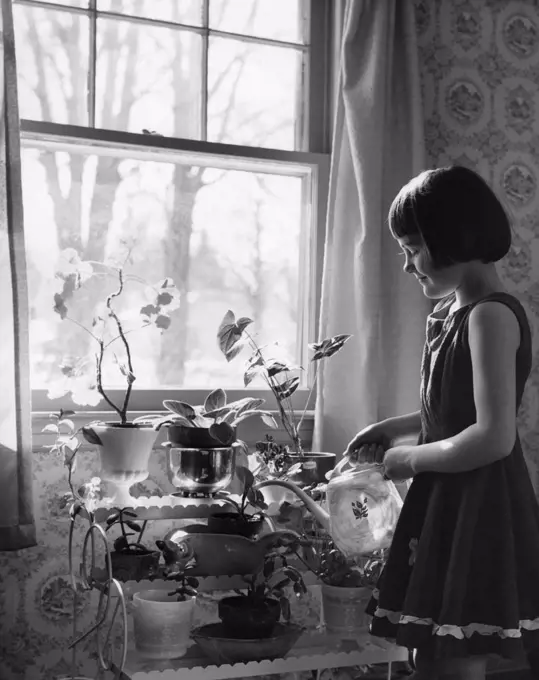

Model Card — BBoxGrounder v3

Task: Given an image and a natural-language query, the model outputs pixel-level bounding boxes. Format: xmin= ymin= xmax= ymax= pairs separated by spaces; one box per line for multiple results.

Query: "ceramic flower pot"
xmin=90 ymin=423 xmax=157 ymax=506
xmin=132 ymin=589 xmax=195 ymax=659
xmin=321 ymin=584 xmax=372 ymax=637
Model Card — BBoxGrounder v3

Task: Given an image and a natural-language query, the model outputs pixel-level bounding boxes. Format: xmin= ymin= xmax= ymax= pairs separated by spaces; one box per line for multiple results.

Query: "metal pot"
xmin=166 ymin=446 xmax=237 ymax=494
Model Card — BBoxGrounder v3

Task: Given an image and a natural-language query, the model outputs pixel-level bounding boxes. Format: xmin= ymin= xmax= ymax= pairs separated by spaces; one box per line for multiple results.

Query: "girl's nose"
xmin=403 ymin=259 xmax=415 ymax=275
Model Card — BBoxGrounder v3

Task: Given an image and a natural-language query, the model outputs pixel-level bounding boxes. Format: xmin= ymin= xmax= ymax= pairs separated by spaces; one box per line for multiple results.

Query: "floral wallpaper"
xmin=3 ymin=0 xmax=539 ymax=677
xmin=416 ymin=0 xmax=539 ymax=488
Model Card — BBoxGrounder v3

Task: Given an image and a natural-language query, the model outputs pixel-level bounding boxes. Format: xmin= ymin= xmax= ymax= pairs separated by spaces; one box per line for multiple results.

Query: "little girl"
xmin=345 ymin=166 xmax=539 ymax=679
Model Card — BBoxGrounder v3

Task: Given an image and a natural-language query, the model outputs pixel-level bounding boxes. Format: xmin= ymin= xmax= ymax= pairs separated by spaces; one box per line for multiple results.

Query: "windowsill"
xmin=31 ymin=410 xmax=315 ymax=453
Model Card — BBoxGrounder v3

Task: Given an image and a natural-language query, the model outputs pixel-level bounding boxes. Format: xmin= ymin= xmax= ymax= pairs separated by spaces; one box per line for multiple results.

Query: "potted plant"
xmin=135 ymin=389 xmax=279 ymax=496
xmin=103 ymin=508 xmax=160 ymax=581
xmin=304 ymin=537 xmax=386 ymax=638
xmin=209 ymin=465 xmax=269 ymax=538
xmin=48 ymin=247 xmax=181 ymax=505
xmin=217 ymin=310 xmax=351 ymax=483
xmin=138 ymin=388 xmax=278 ymax=448
xmin=132 ymin=564 xmax=199 ymax=660
xmin=217 ymin=549 xmax=307 ymax=639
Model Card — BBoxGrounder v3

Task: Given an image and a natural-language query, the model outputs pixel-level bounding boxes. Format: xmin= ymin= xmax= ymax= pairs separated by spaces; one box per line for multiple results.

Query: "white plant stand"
xmin=68 ymin=496 xmax=408 ymax=680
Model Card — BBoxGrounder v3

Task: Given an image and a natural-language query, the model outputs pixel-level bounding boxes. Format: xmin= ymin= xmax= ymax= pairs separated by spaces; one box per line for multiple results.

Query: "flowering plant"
xmin=48 ymin=247 xmax=180 ymax=424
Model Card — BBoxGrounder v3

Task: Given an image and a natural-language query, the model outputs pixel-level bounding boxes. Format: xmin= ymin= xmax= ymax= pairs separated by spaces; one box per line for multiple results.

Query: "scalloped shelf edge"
xmin=94 ymin=496 xmax=236 ymax=510
xmin=116 ymin=644 xmax=409 ymax=680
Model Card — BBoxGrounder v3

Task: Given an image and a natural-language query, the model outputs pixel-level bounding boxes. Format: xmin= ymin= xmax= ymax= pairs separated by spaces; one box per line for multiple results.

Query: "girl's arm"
xmin=412 ymin=301 xmax=520 ymax=474
xmin=383 ymin=411 xmax=422 ymax=441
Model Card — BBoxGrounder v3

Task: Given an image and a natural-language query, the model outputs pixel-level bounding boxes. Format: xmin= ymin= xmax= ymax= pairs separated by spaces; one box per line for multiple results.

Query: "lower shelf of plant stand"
xmin=112 ymin=631 xmax=408 ymax=680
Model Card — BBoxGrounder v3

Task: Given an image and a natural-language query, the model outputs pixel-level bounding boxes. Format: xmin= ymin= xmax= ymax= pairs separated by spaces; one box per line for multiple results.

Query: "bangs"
xmin=388 ymin=188 xmax=422 ymax=240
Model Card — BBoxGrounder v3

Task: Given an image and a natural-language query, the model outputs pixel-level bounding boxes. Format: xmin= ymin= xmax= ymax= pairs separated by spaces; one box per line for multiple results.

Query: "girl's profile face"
xmin=396 ymin=234 xmax=460 ymax=300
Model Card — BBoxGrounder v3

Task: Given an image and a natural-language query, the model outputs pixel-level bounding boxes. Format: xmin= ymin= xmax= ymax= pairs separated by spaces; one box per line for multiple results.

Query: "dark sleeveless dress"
xmin=366 ymin=292 xmax=539 ymax=660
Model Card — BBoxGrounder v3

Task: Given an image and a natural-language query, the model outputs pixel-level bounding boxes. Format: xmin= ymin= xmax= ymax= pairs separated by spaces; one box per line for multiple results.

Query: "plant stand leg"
xmin=386 ymin=660 xmax=392 ymax=679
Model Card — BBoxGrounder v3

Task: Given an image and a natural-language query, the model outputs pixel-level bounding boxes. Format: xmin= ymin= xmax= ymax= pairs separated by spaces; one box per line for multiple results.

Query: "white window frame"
xmin=17 ymin=0 xmax=333 ymax=445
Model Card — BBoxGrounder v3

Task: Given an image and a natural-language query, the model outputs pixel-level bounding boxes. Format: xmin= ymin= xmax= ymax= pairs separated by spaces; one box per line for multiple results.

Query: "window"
xmin=15 ymin=0 xmax=331 ymax=415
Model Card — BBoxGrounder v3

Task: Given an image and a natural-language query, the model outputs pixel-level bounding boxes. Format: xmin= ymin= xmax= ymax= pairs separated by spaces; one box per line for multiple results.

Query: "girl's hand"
xmin=345 ymin=422 xmax=392 ymax=459
xmin=382 ymin=445 xmax=417 ymax=481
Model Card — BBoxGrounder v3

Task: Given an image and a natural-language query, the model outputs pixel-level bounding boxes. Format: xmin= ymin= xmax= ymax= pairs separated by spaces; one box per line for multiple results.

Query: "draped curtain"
xmin=0 ymin=0 xmax=36 ymax=551
xmin=314 ymin=0 xmax=431 ymax=456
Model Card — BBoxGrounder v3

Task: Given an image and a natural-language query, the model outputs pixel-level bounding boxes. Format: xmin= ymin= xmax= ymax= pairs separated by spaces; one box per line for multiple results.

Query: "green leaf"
xmin=280 ymin=597 xmax=291 ymax=622
xmin=125 ymin=520 xmax=142 ymax=532
xmin=113 ymin=536 xmax=129 ymax=552
xmin=261 ymin=412 xmax=279 ymax=429
xmin=155 ymin=314 xmax=171 ymax=330
xmin=274 ymin=377 xmax=300 ymax=400
xmin=163 ymin=400 xmax=196 ymax=419
xmin=266 ymin=360 xmax=296 ymax=377
xmin=69 ymin=501 xmax=82 ymax=519
xmin=235 ymin=465 xmax=254 ymax=491
xmin=81 ymin=426 xmax=102 ymax=446
xmin=192 ymin=415 xmax=213 ymax=427
xmin=217 ymin=310 xmax=252 ymax=361
xmin=263 ymin=556 xmax=275 ymax=578
xmin=203 ymin=405 xmax=231 ymax=420
xmin=283 ymin=567 xmax=301 ymax=582
xmin=243 ymin=355 xmax=264 ymax=386
xmin=309 ymin=334 xmax=352 ymax=361
xmin=234 ymin=398 xmax=264 ymax=417
xmin=209 ymin=422 xmax=235 ymax=446
xmin=204 ymin=388 xmax=227 ymax=413
xmin=53 ymin=293 xmax=68 ymax=319
xmin=41 ymin=423 xmax=59 ymax=434
xmin=58 ymin=418 xmax=75 ymax=433
xmin=106 ymin=512 xmax=120 ymax=525
xmin=140 ymin=303 xmax=159 ymax=317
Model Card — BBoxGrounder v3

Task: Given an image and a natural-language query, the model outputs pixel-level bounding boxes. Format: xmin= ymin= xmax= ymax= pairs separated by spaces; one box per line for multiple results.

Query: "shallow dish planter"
xmin=192 ymin=622 xmax=303 ymax=664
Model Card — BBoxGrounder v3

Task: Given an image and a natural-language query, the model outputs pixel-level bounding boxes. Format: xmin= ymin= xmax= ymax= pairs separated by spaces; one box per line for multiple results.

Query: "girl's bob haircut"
xmin=388 ymin=166 xmax=512 ymax=268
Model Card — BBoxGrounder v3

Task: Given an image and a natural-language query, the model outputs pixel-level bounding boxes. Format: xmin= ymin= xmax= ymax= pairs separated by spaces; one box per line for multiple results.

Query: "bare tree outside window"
xmin=15 ymin=0 xmax=328 ymax=407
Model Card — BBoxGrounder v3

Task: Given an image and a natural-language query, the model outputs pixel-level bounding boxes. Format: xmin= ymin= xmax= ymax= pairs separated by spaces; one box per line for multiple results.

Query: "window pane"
xmin=97 ymin=0 xmax=203 ymax=26
xmin=95 ymin=18 xmax=202 ymax=137
xmin=14 ymin=6 xmax=90 ymax=125
xmin=22 ymin=145 xmax=306 ymax=392
xmin=210 ymin=0 xmax=307 ymax=44
xmin=208 ymin=38 xmax=302 ymax=150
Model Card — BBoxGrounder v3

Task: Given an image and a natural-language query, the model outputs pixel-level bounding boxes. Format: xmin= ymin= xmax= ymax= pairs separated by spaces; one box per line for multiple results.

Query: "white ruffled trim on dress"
xmin=370 ymin=588 xmax=539 ymax=639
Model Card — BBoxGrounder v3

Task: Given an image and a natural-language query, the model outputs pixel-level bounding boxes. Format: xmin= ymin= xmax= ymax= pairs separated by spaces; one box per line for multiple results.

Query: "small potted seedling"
xmin=104 ymin=508 xmax=160 ymax=581
xmin=209 ymin=465 xmax=268 ymax=538
xmin=217 ymin=549 xmax=307 ymax=639
xmin=304 ymin=537 xmax=386 ymax=637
